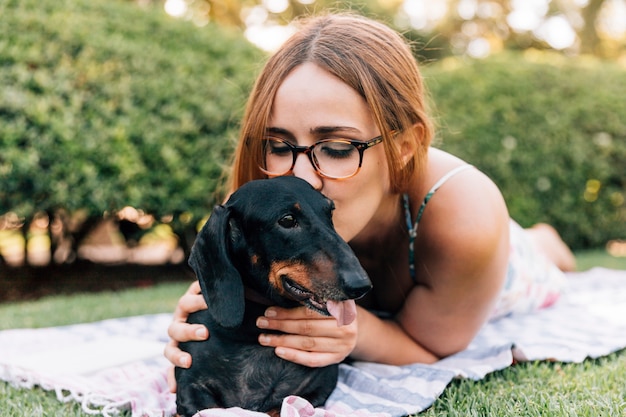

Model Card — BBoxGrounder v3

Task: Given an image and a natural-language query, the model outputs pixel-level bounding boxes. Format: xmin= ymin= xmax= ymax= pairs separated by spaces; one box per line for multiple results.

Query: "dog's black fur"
xmin=175 ymin=176 xmax=372 ymax=417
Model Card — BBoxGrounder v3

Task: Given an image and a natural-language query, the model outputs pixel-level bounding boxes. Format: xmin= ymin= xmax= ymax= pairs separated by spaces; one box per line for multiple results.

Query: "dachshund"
xmin=175 ymin=176 xmax=372 ymax=417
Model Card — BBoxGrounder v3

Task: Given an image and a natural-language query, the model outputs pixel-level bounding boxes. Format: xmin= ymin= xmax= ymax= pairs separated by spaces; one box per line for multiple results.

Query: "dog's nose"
xmin=343 ymin=273 xmax=373 ymax=300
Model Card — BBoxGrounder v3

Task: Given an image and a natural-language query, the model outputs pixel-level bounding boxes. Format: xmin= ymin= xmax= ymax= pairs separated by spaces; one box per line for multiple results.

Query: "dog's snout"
xmin=343 ymin=272 xmax=372 ymax=300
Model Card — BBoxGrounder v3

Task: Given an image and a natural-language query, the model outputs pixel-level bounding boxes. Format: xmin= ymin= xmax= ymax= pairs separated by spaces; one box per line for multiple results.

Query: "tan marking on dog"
xmin=268 ymin=256 xmax=338 ymax=298
xmin=268 ymin=260 xmax=313 ymax=296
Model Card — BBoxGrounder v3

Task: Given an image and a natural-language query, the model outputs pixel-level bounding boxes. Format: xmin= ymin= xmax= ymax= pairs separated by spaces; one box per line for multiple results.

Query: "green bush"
xmin=0 ymin=0 xmax=263 ymax=254
xmin=424 ymin=52 xmax=626 ymax=249
xmin=1 ymin=0 xmax=623 ymax=258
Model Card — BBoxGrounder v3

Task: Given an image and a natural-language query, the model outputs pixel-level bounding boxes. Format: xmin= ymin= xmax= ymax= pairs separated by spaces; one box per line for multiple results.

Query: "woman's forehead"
xmin=268 ymin=64 xmax=376 ymax=134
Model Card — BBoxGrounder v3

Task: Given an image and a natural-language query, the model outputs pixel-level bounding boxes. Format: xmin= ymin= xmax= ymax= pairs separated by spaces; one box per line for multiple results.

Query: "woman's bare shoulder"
xmin=412 ymin=148 xmax=510 ymax=283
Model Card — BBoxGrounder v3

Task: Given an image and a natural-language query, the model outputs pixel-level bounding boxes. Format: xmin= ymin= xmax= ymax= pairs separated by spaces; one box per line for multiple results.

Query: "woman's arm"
xmin=395 ymin=167 xmax=510 ymax=358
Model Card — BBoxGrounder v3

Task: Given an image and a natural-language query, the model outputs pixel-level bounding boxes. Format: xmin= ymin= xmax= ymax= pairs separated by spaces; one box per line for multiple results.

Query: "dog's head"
xmin=189 ymin=176 xmax=372 ymax=329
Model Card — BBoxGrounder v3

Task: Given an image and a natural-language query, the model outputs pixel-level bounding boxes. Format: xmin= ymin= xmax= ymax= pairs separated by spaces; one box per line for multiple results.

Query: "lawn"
xmin=1 ymin=250 xmax=624 ymax=416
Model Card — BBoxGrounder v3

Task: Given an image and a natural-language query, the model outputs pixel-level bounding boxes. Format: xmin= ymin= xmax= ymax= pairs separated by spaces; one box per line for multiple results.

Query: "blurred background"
xmin=1 ymin=0 xmax=625 ymax=301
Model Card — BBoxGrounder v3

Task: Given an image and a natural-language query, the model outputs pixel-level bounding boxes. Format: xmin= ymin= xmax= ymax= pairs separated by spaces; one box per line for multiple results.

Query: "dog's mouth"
xmin=282 ymin=277 xmax=357 ymax=326
xmin=282 ymin=277 xmax=327 ymax=313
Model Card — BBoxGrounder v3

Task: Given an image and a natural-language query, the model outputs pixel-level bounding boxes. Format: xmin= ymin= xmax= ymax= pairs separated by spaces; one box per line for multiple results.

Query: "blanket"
xmin=1 ymin=267 xmax=625 ymax=417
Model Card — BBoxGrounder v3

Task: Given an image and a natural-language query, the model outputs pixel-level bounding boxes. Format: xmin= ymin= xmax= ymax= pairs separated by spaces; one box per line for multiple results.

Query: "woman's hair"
xmin=230 ymin=13 xmax=433 ymax=193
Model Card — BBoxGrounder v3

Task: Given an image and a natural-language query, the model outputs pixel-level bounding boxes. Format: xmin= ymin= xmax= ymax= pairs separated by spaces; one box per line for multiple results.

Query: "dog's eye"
xmin=278 ymin=214 xmax=297 ymax=228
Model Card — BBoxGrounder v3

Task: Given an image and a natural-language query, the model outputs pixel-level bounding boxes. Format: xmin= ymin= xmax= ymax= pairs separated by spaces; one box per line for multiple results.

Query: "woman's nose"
xmin=292 ymin=153 xmax=323 ymax=190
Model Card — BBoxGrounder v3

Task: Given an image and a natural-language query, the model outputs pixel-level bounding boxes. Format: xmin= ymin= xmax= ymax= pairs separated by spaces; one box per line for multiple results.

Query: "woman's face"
xmin=268 ymin=63 xmax=392 ymax=242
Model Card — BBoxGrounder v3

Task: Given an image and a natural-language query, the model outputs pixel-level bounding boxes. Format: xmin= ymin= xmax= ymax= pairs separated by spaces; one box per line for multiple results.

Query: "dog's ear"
xmin=188 ymin=205 xmax=244 ymax=329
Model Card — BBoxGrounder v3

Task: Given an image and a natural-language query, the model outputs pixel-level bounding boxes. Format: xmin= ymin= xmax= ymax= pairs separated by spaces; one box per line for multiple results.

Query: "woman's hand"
xmin=256 ymin=305 xmax=358 ymax=368
xmin=164 ymin=280 xmax=209 ymax=393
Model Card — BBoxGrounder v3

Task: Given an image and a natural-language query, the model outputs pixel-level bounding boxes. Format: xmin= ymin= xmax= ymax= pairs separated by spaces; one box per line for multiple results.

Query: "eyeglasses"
xmin=259 ymin=135 xmax=384 ymax=180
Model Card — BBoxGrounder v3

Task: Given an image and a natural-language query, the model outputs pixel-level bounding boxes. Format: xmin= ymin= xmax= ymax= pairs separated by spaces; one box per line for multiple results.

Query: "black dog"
xmin=175 ymin=176 xmax=372 ymax=417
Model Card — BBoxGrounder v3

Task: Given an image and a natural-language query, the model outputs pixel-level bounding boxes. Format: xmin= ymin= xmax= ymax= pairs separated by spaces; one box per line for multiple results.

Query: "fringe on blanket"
xmin=0 ymin=315 xmax=176 ymax=417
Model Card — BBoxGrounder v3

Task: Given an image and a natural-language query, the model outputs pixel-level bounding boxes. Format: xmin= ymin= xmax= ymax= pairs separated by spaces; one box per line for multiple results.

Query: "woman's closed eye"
xmin=266 ymin=139 xmax=293 ymax=156
xmin=316 ymin=140 xmax=357 ymax=160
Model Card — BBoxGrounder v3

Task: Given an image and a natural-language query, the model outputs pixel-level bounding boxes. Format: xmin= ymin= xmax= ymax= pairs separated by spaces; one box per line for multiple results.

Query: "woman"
xmin=164 ymin=13 xmax=575 ymax=389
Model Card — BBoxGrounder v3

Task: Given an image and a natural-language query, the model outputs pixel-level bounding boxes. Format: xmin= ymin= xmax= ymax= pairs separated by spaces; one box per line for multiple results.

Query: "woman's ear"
xmin=397 ymin=124 xmax=423 ymax=168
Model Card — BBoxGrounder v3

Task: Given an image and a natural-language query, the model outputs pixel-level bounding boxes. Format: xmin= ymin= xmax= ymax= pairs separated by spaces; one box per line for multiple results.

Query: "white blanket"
xmin=1 ymin=267 xmax=625 ymax=417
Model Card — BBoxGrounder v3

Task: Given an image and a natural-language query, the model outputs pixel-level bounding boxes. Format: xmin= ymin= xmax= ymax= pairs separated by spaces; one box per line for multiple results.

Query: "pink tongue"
xmin=326 ymin=300 xmax=357 ymax=326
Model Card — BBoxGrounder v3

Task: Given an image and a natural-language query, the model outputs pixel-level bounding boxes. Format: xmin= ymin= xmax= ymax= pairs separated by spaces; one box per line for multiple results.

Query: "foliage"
xmin=0 ymin=0 xmax=264 ymax=252
xmin=1 ymin=0 xmax=624 ymax=261
xmin=424 ymin=52 xmax=626 ymax=249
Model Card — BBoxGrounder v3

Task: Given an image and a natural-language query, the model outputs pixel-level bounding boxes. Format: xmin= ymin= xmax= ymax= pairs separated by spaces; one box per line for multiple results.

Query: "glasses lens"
xmin=261 ymin=138 xmax=293 ymax=175
xmin=312 ymin=140 xmax=360 ymax=179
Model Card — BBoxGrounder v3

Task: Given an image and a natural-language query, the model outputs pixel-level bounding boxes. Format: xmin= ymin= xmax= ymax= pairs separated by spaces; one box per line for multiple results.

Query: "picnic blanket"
xmin=1 ymin=267 xmax=625 ymax=417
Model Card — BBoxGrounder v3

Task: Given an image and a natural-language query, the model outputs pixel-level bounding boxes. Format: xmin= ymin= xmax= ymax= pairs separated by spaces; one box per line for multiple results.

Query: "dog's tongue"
xmin=326 ymin=300 xmax=357 ymax=326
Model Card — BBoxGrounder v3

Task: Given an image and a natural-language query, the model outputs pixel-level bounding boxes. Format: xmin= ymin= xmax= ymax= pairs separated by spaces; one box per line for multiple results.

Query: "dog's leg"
xmin=176 ymin=379 xmax=220 ymax=417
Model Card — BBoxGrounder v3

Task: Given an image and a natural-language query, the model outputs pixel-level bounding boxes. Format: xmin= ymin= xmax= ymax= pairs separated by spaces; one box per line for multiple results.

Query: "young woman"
xmin=164 ymin=13 xmax=576 ymax=390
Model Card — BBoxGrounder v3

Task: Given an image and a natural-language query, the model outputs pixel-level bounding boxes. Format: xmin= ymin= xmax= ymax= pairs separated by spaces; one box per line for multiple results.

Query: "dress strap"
xmin=403 ymin=164 xmax=474 ymax=283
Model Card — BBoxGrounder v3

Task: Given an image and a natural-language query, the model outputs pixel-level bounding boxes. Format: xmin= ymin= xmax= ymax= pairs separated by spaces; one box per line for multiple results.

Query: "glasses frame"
xmin=259 ymin=135 xmax=384 ymax=180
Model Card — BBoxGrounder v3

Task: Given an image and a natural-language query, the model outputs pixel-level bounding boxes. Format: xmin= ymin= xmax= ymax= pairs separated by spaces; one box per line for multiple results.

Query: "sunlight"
xmin=598 ymin=0 xmax=626 ymax=38
xmin=164 ymin=0 xmax=187 ymax=18
xmin=467 ymin=37 xmax=491 ymax=58
xmin=507 ymin=0 xmax=549 ymax=32
xmin=457 ymin=0 xmax=477 ymax=20
xmin=263 ymin=0 xmax=289 ymax=14
xmin=245 ymin=23 xmax=296 ymax=52
xmin=402 ymin=0 xmax=448 ymax=30
xmin=535 ymin=15 xmax=577 ymax=49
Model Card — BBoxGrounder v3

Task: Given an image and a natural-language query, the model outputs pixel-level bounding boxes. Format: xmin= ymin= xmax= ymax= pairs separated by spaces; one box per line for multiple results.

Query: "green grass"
xmin=574 ymin=248 xmax=626 ymax=272
xmin=0 ymin=250 xmax=625 ymax=416
xmin=0 ymin=281 xmax=190 ymax=331
xmin=421 ymin=355 xmax=626 ymax=416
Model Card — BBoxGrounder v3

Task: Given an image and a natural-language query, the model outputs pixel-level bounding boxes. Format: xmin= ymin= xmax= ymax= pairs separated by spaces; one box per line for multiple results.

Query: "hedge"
xmin=1 ymin=0 xmax=624 ymax=261
xmin=424 ymin=52 xmax=626 ymax=249
xmin=0 ymin=0 xmax=264 ymax=255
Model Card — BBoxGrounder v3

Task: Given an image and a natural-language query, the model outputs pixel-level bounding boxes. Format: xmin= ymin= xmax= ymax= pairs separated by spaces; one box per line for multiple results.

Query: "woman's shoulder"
xmin=409 ymin=148 xmax=510 ymax=288
xmin=422 ymin=147 xmax=502 ymax=199
xmin=425 ymin=147 xmax=469 ymax=177
xmin=412 ymin=147 xmax=510 ymax=253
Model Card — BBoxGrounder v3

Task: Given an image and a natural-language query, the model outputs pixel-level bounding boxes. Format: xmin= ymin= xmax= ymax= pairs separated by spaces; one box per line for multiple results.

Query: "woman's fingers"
xmin=167 ymin=317 xmax=209 ymax=342
xmin=164 ymin=280 xmax=209 ymax=370
xmin=173 ymin=281 xmax=207 ymax=320
xmin=167 ymin=366 xmax=178 ymax=393
xmin=256 ymin=306 xmax=358 ymax=367
xmin=168 ymin=280 xmax=208 ymax=342
xmin=186 ymin=280 xmax=202 ymax=296
xmin=164 ymin=339 xmax=193 ymax=368
xmin=257 ymin=306 xmax=352 ymax=336
xmin=258 ymin=332 xmax=355 ymax=367
xmin=272 ymin=346 xmax=345 ymax=369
